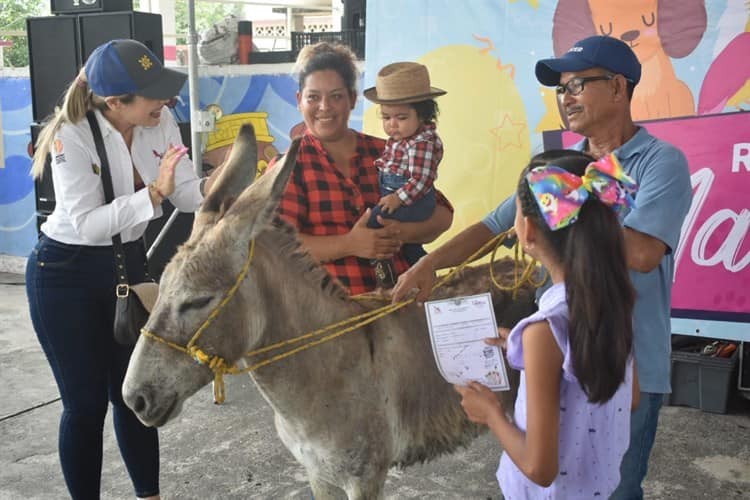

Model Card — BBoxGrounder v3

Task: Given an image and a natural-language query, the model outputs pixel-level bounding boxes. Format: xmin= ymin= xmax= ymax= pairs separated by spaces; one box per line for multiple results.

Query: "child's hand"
xmin=486 ymin=328 xmax=511 ymax=350
xmin=454 ymin=381 xmax=505 ymax=426
xmin=377 ymin=193 xmax=403 ymax=214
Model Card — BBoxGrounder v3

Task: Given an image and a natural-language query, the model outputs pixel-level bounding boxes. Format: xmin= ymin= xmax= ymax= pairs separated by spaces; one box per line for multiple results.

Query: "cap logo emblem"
xmin=568 ymin=46 xmax=583 ymax=52
xmin=138 ymin=55 xmax=153 ymax=70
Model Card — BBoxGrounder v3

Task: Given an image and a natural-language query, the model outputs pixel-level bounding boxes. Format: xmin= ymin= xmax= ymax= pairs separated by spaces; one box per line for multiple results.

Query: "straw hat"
xmin=363 ymin=62 xmax=446 ymax=104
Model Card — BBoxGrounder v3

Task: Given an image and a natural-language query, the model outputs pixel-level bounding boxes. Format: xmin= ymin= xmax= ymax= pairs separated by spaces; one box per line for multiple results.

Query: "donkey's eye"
xmin=178 ymin=296 xmax=213 ymax=313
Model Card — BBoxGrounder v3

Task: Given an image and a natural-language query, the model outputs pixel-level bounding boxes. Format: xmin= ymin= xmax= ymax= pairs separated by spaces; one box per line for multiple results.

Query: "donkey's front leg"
xmin=343 ymin=470 xmax=387 ymax=500
xmin=308 ymin=475 xmax=346 ymax=500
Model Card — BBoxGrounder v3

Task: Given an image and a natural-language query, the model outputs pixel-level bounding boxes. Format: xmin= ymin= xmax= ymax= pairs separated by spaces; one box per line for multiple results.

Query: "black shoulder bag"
xmin=87 ymin=110 xmax=156 ymax=346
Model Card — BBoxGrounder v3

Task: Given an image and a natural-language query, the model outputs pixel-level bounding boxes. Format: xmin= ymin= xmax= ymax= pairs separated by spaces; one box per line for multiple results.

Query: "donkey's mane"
xmin=261 ymin=217 xmax=351 ymax=302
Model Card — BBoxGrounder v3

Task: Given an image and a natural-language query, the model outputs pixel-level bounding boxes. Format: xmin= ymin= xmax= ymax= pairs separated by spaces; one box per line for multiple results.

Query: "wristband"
xmin=149 ymin=183 xmax=165 ymax=203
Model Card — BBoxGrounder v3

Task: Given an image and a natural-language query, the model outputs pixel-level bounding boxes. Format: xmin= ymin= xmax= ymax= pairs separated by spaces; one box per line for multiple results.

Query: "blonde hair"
xmin=30 ymin=71 xmax=128 ymax=179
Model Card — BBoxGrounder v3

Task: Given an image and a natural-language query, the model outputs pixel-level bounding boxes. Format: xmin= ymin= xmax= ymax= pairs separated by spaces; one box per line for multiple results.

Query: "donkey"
xmin=122 ymin=125 xmax=537 ymax=499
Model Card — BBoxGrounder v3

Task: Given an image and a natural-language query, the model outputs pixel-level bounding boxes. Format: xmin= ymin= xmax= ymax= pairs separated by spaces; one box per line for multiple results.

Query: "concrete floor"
xmin=1 ymin=271 xmax=749 ymax=499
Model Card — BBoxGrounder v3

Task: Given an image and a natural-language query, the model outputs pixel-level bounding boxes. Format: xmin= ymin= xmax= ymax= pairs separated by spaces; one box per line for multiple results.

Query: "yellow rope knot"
xmin=187 ymin=346 xmax=236 ymax=404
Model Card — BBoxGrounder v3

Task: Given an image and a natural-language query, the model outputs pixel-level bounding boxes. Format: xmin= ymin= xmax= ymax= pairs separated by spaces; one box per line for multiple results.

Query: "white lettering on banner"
xmin=692 ymin=208 xmax=750 ymax=272
xmin=733 ymin=143 xmax=750 ymax=173
xmin=676 ymin=167 xmax=750 ymax=274
xmin=675 ymin=167 xmax=711 ymax=276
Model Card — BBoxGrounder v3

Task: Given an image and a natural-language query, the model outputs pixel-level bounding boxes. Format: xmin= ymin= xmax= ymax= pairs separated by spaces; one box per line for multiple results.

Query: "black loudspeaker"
xmin=26 ymin=12 xmax=163 ymax=122
xmin=27 ymin=16 xmax=81 ymax=122
xmin=78 ymin=12 xmax=163 ymax=63
xmin=51 ymin=0 xmax=133 ymax=15
xmin=343 ymin=0 xmax=366 ymax=29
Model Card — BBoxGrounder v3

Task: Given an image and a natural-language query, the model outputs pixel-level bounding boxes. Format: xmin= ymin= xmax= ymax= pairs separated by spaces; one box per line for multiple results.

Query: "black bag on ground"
xmin=87 ymin=111 xmax=158 ymax=345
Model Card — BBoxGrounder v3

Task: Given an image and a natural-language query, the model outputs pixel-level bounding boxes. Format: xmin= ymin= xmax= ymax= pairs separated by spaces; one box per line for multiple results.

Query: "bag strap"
xmin=86 ymin=110 xmax=131 ymax=294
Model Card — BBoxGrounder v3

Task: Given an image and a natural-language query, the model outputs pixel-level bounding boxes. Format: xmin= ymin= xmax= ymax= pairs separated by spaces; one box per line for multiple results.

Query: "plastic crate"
xmin=739 ymin=342 xmax=750 ymax=390
xmin=668 ymin=346 xmax=738 ymax=414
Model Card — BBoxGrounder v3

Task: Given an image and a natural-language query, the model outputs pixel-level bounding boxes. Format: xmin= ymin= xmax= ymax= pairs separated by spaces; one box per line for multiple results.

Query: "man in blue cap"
xmin=393 ymin=35 xmax=692 ymax=499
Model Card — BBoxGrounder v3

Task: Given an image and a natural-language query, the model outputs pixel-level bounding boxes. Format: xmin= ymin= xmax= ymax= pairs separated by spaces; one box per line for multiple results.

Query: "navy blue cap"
xmin=535 ymin=36 xmax=641 ymax=87
xmin=84 ymin=39 xmax=186 ymax=99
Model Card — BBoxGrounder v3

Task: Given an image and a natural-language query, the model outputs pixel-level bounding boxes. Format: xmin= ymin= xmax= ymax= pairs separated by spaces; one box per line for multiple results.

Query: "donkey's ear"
xmin=200 ymin=124 xmax=258 ymax=216
xmin=189 ymin=124 xmax=258 ymax=239
xmin=224 ymin=137 xmax=301 ymax=241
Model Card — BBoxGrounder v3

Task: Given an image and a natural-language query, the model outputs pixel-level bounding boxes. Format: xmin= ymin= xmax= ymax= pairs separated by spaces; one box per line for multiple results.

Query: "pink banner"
xmin=558 ymin=112 xmax=750 ymax=321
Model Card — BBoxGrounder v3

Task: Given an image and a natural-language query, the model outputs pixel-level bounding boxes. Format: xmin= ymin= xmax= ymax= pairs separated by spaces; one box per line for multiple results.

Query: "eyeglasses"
xmin=556 ymin=75 xmax=614 ymax=96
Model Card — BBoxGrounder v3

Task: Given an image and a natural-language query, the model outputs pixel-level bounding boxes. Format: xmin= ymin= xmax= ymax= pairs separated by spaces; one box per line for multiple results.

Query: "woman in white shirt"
xmin=26 ymin=39 xmax=217 ymax=500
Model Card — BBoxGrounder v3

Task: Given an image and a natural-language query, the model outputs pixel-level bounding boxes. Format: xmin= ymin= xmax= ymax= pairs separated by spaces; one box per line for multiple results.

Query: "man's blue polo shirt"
xmin=482 ymin=127 xmax=692 ymax=394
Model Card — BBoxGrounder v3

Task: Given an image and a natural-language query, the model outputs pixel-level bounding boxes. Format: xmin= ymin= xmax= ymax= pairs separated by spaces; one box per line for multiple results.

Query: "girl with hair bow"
xmin=455 ymin=150 xmax=641 ymax=498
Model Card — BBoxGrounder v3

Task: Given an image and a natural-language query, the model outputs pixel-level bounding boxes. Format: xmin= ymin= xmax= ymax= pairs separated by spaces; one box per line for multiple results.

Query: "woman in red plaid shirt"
xmin=363 ymin=61 xmax=447 ymax=287
xmin=274 ymin=43 xmax=453 ymax=295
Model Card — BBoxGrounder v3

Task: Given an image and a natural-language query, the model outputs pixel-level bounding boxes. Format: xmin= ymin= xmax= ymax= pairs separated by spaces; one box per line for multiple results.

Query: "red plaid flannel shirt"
xmin=374 ymin=123 xmax=443 ymax=205
xmin=275 ymin=130 xmax=451 ymax=295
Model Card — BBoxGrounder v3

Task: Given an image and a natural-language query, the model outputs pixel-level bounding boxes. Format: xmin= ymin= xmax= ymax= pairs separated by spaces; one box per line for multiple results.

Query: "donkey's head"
xmin=123 ymin=125 xmax=300 ymax=426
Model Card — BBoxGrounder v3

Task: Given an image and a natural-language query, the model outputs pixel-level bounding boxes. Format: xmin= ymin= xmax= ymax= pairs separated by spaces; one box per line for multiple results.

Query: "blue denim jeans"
xmin=368 ymin=172 xmax=436 ymax=264
xmin=25 ymin=235 xmax=159 ymax=499
xmin=610 ymin=392 xmax=664 ymax=500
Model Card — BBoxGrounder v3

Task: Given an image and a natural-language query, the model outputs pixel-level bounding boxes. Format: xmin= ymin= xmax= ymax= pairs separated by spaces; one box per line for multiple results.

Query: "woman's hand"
xmin=154 ymin=144 xmax=188 ymax=198
xmin=377 ymin=193 xmax=402 ymax=214
xmin=391 ymin=255 xmax=436 ymax=304
xmin=454 ymin=381 xmax=506 ymax=426
xmin=347 ymin=209 xmax=402 ymax=260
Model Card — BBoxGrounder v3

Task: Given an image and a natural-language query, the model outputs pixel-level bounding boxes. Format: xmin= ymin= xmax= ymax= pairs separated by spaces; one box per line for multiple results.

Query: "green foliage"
xmin=0 ymin=0 xmax=244 ymax=66
xmin=0 ymin=0 xmax=47 ymax=67
xmin=174 ymin=1 xmax=243 ymax=45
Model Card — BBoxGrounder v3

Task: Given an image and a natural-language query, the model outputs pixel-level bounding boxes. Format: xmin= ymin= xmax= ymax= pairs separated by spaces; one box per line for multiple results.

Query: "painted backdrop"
xmin=362 ymin=0 xmax=749 ymax=337
xmin=1 ymin=1 xmax=748 ymax=336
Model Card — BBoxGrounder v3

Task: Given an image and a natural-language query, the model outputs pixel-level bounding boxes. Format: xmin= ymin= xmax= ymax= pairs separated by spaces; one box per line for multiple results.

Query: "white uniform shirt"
xmin=42 ymin=107 xmax=203 ymax=245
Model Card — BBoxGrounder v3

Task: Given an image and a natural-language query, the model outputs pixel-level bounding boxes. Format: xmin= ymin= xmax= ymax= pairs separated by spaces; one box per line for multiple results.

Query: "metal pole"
xmin=146 ymin=208 xmax=181 ymax=260
xmin=187 ymin=0 xmax=202 ymax=177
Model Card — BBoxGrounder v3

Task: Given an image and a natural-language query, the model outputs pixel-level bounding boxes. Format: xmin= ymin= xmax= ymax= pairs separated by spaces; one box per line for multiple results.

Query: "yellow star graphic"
xmin=138 ymin=55 xmax=153 ymax=70
xmin=490 ymin=114 xmax=527 ymax=151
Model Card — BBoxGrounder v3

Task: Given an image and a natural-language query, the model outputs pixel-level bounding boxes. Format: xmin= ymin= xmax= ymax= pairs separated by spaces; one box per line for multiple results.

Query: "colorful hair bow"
xmin=526 ymin=153 xmax=638 ymax=230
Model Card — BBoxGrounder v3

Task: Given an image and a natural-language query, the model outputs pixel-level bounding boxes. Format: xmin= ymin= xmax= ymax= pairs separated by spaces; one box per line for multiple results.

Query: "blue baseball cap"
xmin=535 ymin=35 xmax=641 ymax=87
xmin=84 ymin=39 xmax=186 ymax=99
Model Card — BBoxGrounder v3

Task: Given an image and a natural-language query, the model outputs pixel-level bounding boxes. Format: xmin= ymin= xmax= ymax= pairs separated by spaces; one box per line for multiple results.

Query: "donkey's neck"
xmin=244 ymin=227 xmax=369 ymax=386
xmin=243 ymin=233 xmax=379 ymax=423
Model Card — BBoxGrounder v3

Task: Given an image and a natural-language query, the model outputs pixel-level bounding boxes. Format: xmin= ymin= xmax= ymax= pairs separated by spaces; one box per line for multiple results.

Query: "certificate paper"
xmin=424 ymin=293 xmax=510 ymax=391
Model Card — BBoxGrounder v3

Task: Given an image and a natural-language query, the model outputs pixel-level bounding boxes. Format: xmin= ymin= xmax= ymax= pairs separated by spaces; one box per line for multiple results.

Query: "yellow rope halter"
xmin=141 ymin=228 xmax=540 ymax=403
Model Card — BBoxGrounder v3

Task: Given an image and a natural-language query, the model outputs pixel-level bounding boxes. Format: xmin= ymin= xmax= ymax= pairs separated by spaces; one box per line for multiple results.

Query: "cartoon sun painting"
xmin=364 ymin=44 xmax=531 ymax=251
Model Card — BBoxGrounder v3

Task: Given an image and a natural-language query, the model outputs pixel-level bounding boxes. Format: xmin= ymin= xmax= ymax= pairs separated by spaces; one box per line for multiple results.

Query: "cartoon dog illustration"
xmin=551 ymin=0 xmax=707 ymax=121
